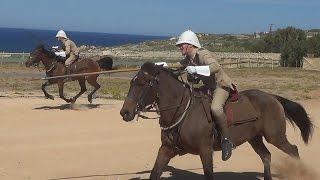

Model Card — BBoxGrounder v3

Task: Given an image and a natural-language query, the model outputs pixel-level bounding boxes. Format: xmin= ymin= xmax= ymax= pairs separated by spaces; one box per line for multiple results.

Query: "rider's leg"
xmin=65 ymin=54 xmax=76 ymax=74
xmin=211 ymin=87 xmax=233 ymax=161
xmin=63 ymin=55 xmax=76 ymax=82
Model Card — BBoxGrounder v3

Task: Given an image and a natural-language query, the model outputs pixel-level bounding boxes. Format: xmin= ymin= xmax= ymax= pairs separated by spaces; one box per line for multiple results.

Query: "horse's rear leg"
xmin=199 ymin=146 xmax=214 ymax=180
xmin=70 ymin=79 xmax=87 ymax=103
xmin=42 ymin=81 xmax=54 ymax=100
xmin=150 ymin=145 xmax=176 ymax=180
xmin=87 ymin=76 xmax=100 ymax=103
xmin=249 ymin=136 xmax=272 ymax=180
xmin=267 ymin=135 xmax=299 ymax=159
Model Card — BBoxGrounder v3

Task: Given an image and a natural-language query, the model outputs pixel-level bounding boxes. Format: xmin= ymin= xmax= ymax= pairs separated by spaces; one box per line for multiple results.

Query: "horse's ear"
xmin=36 ymin=44 xmax=45 ymax=50
xmin=154 ymin=64 xmax=162 ymax=74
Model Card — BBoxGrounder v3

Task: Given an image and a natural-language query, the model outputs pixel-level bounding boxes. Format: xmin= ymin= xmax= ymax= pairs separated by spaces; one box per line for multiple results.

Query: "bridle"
xmin=30 ymin=51 xmax=57 ymax=73
xmin=128 ymin=70 xmax=193 ymax=131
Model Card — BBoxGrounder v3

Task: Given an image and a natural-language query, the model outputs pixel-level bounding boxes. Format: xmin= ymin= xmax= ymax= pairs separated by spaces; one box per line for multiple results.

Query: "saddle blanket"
xmin=224 ymin=95 xmax=259 ymax=127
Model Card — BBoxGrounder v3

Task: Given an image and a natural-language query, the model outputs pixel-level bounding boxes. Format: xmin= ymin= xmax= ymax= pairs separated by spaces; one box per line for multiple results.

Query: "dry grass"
xmin=227 ymin=67 xmax=320 ymax=100
xmin=0 ymin=64 xmax=319 ymax=100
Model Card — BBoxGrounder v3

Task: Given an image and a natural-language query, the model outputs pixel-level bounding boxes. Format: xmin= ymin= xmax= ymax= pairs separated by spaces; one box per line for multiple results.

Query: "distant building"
xmin=306 ymin=31 xmax=320 ymax=38
xmin=254 ymin=32 xmax=260 ymax=39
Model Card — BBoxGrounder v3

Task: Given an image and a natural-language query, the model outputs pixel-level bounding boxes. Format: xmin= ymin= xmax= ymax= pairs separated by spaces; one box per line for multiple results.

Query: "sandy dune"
xmin=0 ymin=96 xmax=319 ymax=180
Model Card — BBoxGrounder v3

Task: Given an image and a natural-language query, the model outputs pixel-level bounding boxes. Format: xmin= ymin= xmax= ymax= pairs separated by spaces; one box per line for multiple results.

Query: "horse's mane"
xmin=141 ymin=62 xmax=182 ymax=82
xmin=36 ymin=44 xmax=56 ymax=58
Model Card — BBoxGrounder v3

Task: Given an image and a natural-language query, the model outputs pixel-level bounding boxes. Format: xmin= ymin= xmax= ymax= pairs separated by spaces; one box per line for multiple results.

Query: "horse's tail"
xmin=273 ymin=95 xmax=314 ymax=144
xmin=97 ymin=56 xmax=113 ymax=71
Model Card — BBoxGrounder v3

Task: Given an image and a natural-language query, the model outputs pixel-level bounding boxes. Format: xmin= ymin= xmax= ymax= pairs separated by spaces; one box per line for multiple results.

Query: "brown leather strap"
xmin=221 ymin=86 xmax=232 ymax=93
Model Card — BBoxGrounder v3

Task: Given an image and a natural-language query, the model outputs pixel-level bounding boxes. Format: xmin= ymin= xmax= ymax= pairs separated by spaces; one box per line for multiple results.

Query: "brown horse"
xmin=120 ymin=62 xmax=313 ymax=180
xmin=25 ymin=45 xmax=101 ymax=103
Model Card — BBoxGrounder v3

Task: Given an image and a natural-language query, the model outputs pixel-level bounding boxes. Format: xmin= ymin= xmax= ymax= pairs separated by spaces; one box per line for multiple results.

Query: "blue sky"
xmin=1 ymin=0 xmax=319 ymax=36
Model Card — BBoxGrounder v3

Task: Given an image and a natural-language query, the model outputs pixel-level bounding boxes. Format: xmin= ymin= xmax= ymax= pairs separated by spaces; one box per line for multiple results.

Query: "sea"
xmin=0 ymin=27 xmax=168 ymax=52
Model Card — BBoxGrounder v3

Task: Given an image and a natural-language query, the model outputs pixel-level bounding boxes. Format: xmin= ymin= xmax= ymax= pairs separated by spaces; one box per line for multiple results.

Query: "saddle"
xmin=195 ymin=86 xmax=259 ymax=127
xmin=65 ymin=62 xmax=80 ymax=75
xmin=56 ymin=53 xmax=80 ymax=63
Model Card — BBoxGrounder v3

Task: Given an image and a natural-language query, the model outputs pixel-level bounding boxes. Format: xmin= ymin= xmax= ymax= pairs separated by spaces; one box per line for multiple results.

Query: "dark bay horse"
xmin=25 ymin=45 xmax=101 ymax=103
xmin=120 ymin=62 xmax=313 ymax=180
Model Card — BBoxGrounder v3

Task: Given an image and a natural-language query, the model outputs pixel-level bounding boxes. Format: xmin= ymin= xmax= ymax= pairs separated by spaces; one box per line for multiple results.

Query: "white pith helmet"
xmin=175 ymin=30 xmax=201 ymax=48
xmin=56 ymin=30 xmax=67 ymax=39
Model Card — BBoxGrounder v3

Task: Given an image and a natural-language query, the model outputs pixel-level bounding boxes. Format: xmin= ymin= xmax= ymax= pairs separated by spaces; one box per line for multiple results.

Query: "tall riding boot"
xmin=64 ymin=65 xmax=72 ymax=82
xmin=65 ymin=65 xmax=71 ymax=74
xmin=216 ymin=114 xmax=234 ymax=161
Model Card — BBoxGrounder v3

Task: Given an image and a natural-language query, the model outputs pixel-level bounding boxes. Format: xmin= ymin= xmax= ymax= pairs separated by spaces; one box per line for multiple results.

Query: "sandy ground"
xmin=0 ymin=96 xmax=319 ymax=180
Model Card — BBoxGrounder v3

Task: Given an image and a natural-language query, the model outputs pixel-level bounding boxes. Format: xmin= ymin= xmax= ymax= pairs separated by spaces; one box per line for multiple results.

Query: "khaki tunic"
xmin=180 ymin=48 xmax=233 ymax=136
xmin=62 ymin=39 xmax=79 ymax=66
xmin=180 ymin=48 xmax=234 ymax=90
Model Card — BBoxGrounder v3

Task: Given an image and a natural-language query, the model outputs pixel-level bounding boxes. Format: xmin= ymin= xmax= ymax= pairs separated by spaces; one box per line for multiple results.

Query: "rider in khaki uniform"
xmin=55 ymin=30 xmax=79 ymax=72
xmin=176 ymin=30 xmax=234 ymax=161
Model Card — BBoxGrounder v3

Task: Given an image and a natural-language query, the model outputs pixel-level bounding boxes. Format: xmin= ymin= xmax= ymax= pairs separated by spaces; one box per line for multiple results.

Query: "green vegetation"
xmin=307 ymin=34 xmax=320 ymax=57
xmin=123 ymin=27 xmax=320 ymax=68
xmin=254 ymin=27 xmax=308 ymax=67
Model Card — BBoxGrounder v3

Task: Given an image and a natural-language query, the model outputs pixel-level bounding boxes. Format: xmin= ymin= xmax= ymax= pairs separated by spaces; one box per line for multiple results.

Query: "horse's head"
xmin=120 ymin=62 xmax=161 ymax=122
xmin=25 ymin=44 xmax=45 ymax=67
xmin=25 ymin=44 xmax=56 ymax=68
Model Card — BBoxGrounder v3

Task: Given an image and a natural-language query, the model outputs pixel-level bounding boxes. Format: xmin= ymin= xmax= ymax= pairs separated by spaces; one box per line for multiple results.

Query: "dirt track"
xmin=0 ymin=96 xmax=319 ymax=180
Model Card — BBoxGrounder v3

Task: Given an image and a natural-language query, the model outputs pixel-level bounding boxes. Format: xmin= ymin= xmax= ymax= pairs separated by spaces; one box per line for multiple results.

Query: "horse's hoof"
xmin=70 ymin=98 xmax=76 ymax=104
xmin=264 ymin=175 xmax=272 ymax=180
xmin=46 ymin=95 xmax=54 ymax=100
xmin=88 ymin=97 xmax=93 ymax=104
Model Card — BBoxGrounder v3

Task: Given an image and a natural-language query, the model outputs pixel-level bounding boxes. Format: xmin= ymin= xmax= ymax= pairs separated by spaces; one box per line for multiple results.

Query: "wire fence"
xmin=0 ymin=52 xmax=30 ymax=65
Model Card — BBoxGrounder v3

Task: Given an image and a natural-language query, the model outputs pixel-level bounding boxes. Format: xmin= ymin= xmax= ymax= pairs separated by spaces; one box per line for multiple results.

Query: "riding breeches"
xmin=211 ymin=87 xmax=230 ymax=137
xmin=65 ymin=54 xmax=77 ymax=66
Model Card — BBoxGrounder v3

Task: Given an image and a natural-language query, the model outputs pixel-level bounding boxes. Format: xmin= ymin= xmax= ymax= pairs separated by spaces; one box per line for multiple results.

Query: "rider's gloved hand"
xmin=155 ymin=62 xmax=168 ymax=67
xmin=185 ymin=66 xmax=197 ymax=74
xmin=55 ymin=51 xmax=66 ymax=58
xmin=185 ymin=66 xmax=211 ymax=76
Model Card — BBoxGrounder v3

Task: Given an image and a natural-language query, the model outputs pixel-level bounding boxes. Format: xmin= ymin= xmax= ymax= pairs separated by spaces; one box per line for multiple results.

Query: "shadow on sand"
xmin=34 ymin=103 xmax=112 ymax=110
xmin=129 ymin=166 xmax=265 ymax=180
xmin=48 ymin=166 xmax=270 ymax=180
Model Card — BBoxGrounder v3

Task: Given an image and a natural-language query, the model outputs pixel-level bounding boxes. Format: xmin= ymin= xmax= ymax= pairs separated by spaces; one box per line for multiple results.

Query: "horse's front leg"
xmin=57 ymin=81 xmax=72 ymax=103
xmin=42 ymin=81 xmax=54 ymax=100
xmin=150 ymin=145 xmax=176 ymax=180
xmin=199 ymin=146 xmax=214 ymax=180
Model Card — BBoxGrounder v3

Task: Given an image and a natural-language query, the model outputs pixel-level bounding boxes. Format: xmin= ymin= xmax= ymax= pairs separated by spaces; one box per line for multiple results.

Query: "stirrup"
xmin=221 ymin=138 xmax=233 ymax=161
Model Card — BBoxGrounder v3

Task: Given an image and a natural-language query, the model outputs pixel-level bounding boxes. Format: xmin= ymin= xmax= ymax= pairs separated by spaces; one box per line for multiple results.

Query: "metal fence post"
xmin=22 ymin=52 xmax=25 ymax=66
xmin=237 ymin=58 xmax=239 ymax=68
xmin=0 ymin=51 xmax=3 ymax=66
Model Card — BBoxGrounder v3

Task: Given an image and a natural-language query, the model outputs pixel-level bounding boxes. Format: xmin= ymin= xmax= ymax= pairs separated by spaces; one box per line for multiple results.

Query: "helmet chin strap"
xmin=185 ymin=44 xmax=194 ymax=59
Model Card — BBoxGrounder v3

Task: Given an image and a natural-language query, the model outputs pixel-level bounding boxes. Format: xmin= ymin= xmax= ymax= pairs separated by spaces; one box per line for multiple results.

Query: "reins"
xmin=135 ymin=71 xmax=194 ymax=131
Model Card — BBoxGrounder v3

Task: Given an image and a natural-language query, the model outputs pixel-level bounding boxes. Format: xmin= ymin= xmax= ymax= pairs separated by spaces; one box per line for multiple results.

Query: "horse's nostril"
xmin=120 ymin=109 xmax=128 ymax=117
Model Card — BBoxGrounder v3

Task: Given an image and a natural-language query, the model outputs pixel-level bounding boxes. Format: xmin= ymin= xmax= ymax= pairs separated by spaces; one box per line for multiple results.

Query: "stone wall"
xmin=79 ymin=45 xmax=280 ymax=61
